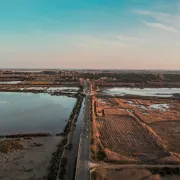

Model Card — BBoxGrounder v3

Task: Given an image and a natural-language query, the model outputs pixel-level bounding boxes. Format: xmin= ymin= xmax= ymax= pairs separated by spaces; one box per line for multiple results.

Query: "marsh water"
xmin=64 ymin=99 xmax=84 ymax=180
xmin=46 ymin=87 xmax=79 ymax=93
xmin=0 ymin=81 xmax=21 ymax=84
xmin=19 ymin=87 xmax=79 ymax=93
xmin=103 ymin=88 xmax=180 ymax=97
xmin=0 ymin=92 xmax=76 ymax=135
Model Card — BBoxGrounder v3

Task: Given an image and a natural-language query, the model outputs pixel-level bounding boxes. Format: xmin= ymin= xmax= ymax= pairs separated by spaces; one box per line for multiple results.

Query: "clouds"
xmin=142 ymin=21 xmax=179 ymax=33
xmin=0 ymin=0 xmax=180 ymax=69
xmin=135 ymin=10 xmax=180 ymax=33
xmin=135 ymin=10 xmax=172 ymax=21
xmin=1 ymin=29 xmax=179 ymax=69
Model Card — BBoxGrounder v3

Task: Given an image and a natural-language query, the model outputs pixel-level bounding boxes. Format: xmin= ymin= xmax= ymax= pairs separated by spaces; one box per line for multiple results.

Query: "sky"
xmin=0 ymin=0 xmax=180 ymax=69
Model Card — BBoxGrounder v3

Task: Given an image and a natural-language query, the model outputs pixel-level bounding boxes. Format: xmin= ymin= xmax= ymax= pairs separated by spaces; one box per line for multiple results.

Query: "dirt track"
xmin=93 ymin=162 xmax=180 ymax=169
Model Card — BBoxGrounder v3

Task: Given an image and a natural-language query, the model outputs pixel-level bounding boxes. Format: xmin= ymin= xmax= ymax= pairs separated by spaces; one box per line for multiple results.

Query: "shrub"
xmin=97 ymin=151 xmax=106 ymax=161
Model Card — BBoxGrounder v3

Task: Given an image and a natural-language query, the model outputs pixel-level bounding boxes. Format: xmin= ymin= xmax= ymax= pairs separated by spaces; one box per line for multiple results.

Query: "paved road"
xmin=76 ymin=80 xmax=91 ymax=180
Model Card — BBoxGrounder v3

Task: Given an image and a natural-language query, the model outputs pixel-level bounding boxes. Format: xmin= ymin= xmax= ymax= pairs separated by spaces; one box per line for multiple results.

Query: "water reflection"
xmin=0 ymin=92 xmax=76 ymax=135
xmin=103 ymin=88 xmax=180 ymax=97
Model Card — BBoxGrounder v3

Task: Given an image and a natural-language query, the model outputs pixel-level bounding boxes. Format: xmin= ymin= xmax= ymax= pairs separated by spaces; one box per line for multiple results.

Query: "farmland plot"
xmin=96 ymin=115 xmax=164 ymax=161
xmin=151 ymin=122 xmax=180 ymax=152
xmin=115 ymin=98 xmax=180 ymax=124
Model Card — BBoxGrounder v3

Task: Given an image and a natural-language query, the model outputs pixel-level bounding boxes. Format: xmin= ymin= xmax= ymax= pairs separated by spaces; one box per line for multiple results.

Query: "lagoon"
xmin=103 ymin=88 xmax=180 ymax=97
xmin=0 ymin=92 xmax=76 ymax=135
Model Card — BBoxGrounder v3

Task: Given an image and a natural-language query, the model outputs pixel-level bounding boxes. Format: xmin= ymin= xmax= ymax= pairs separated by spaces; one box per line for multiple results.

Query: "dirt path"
xmin=93 ymin=162 xmax=180 ymax=169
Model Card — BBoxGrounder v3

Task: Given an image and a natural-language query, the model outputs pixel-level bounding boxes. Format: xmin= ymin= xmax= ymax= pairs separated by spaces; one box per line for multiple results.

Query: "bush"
xmin=97 ymin=151 xmax=106 ymax=161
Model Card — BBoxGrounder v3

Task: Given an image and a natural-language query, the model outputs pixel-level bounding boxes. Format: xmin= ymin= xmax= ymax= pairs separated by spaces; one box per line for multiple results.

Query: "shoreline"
xmin=46 ymin=94 xmax=84 ymax=180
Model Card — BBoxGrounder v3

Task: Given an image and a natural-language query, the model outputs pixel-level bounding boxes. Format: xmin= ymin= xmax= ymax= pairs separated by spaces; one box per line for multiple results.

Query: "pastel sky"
xmin=0 ymin=0 xmax=180 ymax=69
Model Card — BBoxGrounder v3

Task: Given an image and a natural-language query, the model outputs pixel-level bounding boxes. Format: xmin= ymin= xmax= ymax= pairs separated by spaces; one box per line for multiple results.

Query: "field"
xmin=91 ymin=166 xmax=180 ymax=180
xmin=97 ymin=116 xmax=164 ymax=161
xmin=150 ymin=122 xmax=180 ymax=153
xmin=114 ymin=98 xmax=180 ymax=124
xmin=91 ymin=96 xmax=180 ymax=163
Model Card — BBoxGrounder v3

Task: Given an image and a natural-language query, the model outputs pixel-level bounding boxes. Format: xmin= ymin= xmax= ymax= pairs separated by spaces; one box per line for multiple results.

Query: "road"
xmin=75 ymin=80 xmax=91 ymax=180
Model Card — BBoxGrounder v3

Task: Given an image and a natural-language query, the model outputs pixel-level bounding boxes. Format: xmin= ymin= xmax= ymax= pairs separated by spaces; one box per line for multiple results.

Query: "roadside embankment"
xmin=46 ymin=94 xmax=84 ymax=180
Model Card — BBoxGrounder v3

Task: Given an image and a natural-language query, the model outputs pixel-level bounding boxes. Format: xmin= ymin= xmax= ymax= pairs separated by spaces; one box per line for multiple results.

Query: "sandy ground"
xmin=92 ymin=167 xmax=180 ymax=180
xmin=92 ymin=97 xmax=180 ymax=163
xmin=0 ymin=136 xmax=62 ymax=180
xmin=106 ymin=168 xmax=180 ymax=180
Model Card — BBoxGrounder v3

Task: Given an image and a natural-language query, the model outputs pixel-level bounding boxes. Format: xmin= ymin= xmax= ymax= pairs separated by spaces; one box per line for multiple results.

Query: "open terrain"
xmin=91 ymin=96 xmax=180 ymax=164
xmin=0 ymin=137 xmax=62 ymax=180
xmin=0 ymin=69 xmax=85 ymax=180
xmin=91 ymin=166 xmax=180 ymax=180
xmin=90 ymin=93 xmax=180 ymax=179
xmin=1 ymin=69 xmax=180 ymax=180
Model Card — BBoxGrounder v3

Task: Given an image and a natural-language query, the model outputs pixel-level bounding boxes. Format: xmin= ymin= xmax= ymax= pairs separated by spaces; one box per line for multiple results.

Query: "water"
xmin=46 ymin=87 xmax=79 ymax=93
xmin=26 ymin=87 xmax=47 ymax=90
xmin=21 ymin=87 xmax=79 ymax=92
xmin=64 ymin=99 xmax=84 ymax=180
xmin=47 ymin=87 xmax=79 ymax=91
xmin=102 ymin=88 xmax=180 ymax=97
xmin=0 ymin=81 xmax=21 ymax=84
xmin=0 ymin=92 xmax=76 ymax=135
xmin=149 ymin=104 xmax=169 ymax=111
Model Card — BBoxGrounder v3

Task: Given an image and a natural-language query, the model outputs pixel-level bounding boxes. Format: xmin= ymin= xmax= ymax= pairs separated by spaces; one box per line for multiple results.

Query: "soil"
xmin=0 ymin=136 xmax=62 ymax=180
xmin=92 ymin=167 xmax=180 ymax=180
xmin=91 ymin=96 xmax=180 ymax=164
